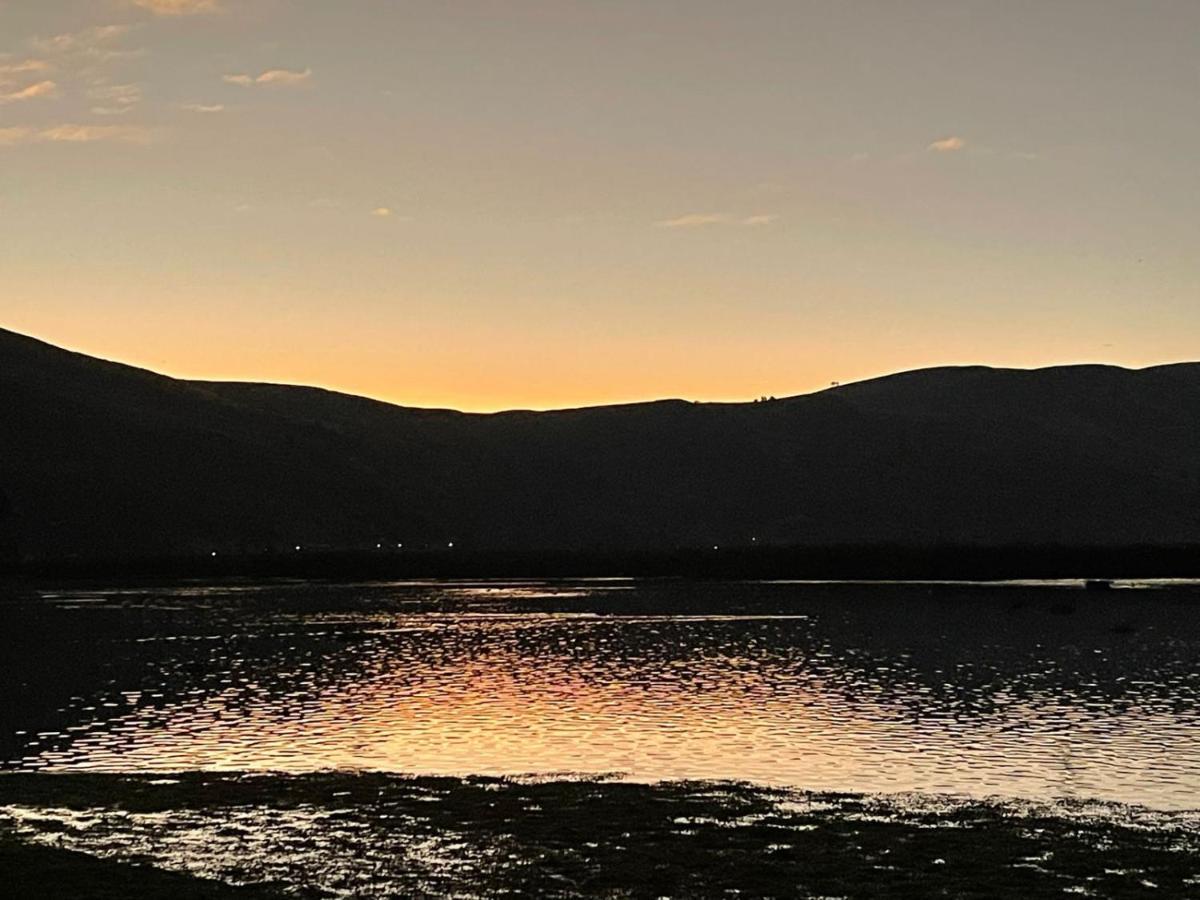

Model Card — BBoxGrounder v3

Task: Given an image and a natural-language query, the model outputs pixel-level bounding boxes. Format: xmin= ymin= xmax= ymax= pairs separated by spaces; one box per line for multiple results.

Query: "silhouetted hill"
xmin=2 ymin=327 xmax=1199 ymax=563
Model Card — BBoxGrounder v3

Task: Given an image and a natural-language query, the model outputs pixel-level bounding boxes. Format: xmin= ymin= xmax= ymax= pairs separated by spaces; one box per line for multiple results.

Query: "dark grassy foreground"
xmin=2 ymin=773 xmax=1198 ymax=898
xmin=0 ymin=837 xmax=283 ymax=899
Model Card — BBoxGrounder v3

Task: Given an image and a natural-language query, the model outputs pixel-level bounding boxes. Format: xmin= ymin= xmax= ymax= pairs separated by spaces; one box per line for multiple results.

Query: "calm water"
xmin=3 ymin=579 xmax=1200 ymax=809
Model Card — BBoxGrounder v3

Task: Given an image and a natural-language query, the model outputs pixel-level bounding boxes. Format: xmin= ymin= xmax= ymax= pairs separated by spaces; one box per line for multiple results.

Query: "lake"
xmin=4 ymin=578 xmax=1199 ymax=811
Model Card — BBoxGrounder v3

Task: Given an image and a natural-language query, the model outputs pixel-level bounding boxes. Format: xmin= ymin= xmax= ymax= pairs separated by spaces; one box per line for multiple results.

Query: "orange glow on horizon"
xmin=7 ymin=316 xmax=1196 ymax=414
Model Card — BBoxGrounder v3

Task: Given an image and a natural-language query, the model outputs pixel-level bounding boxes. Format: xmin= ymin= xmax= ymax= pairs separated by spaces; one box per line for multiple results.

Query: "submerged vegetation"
xmin=2 ymin=773 xmax=1198 ymax=898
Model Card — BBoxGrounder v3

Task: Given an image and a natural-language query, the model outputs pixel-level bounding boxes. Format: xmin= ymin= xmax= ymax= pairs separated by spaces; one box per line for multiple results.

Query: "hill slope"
xmin=2 ymin=327 xmax=1199 ymax=562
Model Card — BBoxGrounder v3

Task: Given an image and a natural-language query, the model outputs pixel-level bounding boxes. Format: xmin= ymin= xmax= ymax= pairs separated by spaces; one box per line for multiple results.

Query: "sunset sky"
xmin=2 ymin=1 xmax=1197 ymax=411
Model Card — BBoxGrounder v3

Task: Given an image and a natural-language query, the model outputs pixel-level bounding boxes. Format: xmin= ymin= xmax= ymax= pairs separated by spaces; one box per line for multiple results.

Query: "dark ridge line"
xmin=5 ymin=325 xmax=1197 ymax=417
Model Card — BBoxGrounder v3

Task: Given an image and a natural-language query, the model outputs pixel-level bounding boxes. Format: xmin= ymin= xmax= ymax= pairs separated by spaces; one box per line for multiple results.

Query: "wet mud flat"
xmin=2 ymin=773 xmax=1199 ymax=899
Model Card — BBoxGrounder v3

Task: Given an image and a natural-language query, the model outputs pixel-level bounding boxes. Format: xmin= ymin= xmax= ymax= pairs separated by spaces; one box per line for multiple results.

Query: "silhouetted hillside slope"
xmin=2 ymin=327 xmax=1199 ymax=562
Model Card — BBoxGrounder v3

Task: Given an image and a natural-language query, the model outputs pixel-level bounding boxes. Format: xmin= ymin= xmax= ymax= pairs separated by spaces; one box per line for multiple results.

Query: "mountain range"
xmin=2 ymin=327 xmax=1199 ymax=564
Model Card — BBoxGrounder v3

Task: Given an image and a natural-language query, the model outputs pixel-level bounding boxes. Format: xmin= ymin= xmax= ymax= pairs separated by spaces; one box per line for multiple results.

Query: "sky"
xmin=1 ymin=0 xmax=1198 ymax=411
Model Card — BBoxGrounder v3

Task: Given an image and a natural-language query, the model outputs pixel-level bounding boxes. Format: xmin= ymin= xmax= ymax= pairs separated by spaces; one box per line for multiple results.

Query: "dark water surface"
xmin=3 ymin=579 xmax=1199 ymax=809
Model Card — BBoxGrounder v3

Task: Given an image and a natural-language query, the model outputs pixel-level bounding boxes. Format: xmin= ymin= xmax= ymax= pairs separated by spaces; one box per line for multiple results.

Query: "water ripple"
xmin=2 ymin=580 xmax=1199 ymax=809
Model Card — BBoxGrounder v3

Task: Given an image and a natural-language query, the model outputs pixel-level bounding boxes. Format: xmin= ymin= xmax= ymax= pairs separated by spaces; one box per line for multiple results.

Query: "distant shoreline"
xmin=6 ymin=543 xmax=1200 ymax=583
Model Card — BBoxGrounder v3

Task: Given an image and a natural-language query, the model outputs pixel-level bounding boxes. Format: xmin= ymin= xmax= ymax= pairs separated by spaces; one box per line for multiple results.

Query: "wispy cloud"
xmin=131 ymin=0 xmax=221 ymax=14
xmin=369 ymin=207 xmax=413 ymax=221
xmin=32 ymin=25 xmax=136 ymax=58
xmin=182 ymin=102 xmax=224 ymax=113
xmin=0 ymin=127 xmax=36 ymax=146
xmin=0 ymin=80 xmax=58 ymax=104
xmin=256 ymin=68 xmax=311 ymax=86
xmin=42 ymin=123 xmax=153 ymax=143
xmin=0 ymin=123 xmax=154 ymax=146
xmin=927 ymin=135 xmax=966 ymax=152
xmin=1 ymin=31 xmax=149 ymax=139
xmin=224 ymin=68 xmax=312 ymax=87
xmin=27 ymin=25 xmax=144 ymax=90
xmin=0 ymin=59 xmax=51 ymax=77
xmin=89 ymin=82 xmax=142 ymax=115
xmin=656 ymin=213 xmax=779 ymax=229
xmin=656 ymin=213 xmax=728 ymax=228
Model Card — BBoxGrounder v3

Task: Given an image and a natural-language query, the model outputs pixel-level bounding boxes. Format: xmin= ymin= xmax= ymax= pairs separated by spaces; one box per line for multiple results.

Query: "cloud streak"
xmin=224 ymin=68 xmax=312 ymax=87
xmin=0 ymin=127 xmax=36 ymax=146
xmin=132 ymin=0 xmax=220 ymax=14
xmin=32 ymin=25 xmax=136 ymax=57
xmin=0 ymin=80 xmax=58 ymax=104
xmin=927 ymin=135 xmax=966 ymax=152
xmin=656 ymin=213 xmax=728 ymax=228
xmin=0 ymin=59 xmax=51 ymax=77
xmin=656 ymin=213 xmax=780 ymax=229
xmin=0 ymin=123 xmax=154 ymax=146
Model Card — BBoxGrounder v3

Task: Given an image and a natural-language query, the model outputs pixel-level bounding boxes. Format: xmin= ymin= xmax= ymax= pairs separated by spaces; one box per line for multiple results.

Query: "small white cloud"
xmin=256 ymin=67 xmax=311 ymax=86
xmin=656 ymin=213 xmax=727 ymax=228
xmin=927 ymin=135 xmax=966 ymax=152
xmin=0 ymin=80 xmax=58 ymax=104
xmin=369 ymin=207 xmax=413 ymax=221
xmin=741 ymin=214 xmax=778 ymax=226
xmin=131 ymin=0 xmax=220 ymax=14
xmin=182 ymin=102 xmax=224 ymax=113
xmin=225 ymin=68 xmax=312 ymax=87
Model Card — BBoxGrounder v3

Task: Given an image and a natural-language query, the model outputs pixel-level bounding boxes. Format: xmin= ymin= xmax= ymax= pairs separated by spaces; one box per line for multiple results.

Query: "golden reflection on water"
xmin=6 ymin=581 xmax=1200 ymax=809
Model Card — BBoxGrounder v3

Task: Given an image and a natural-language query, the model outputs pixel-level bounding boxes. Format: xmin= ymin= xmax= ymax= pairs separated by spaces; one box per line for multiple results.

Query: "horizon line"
xmin=5 ymin=324 xmax=1198 ymax=416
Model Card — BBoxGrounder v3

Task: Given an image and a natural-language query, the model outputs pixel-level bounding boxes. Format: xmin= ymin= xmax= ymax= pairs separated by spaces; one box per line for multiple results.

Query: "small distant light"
xmin=713 ymin=545 xmax=719 ymax=550
xmin=397 ymin=543 xmax=403 ymax=549
xmin=376 ymin=543 xmax=382 ymax=549
xmin=447 ymin=541 xmax=455 ymax=548
xmin=295 ymin=545 xmax=302 ymax=552
xmin=211 ymin=551 xmax=217 ymax=557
